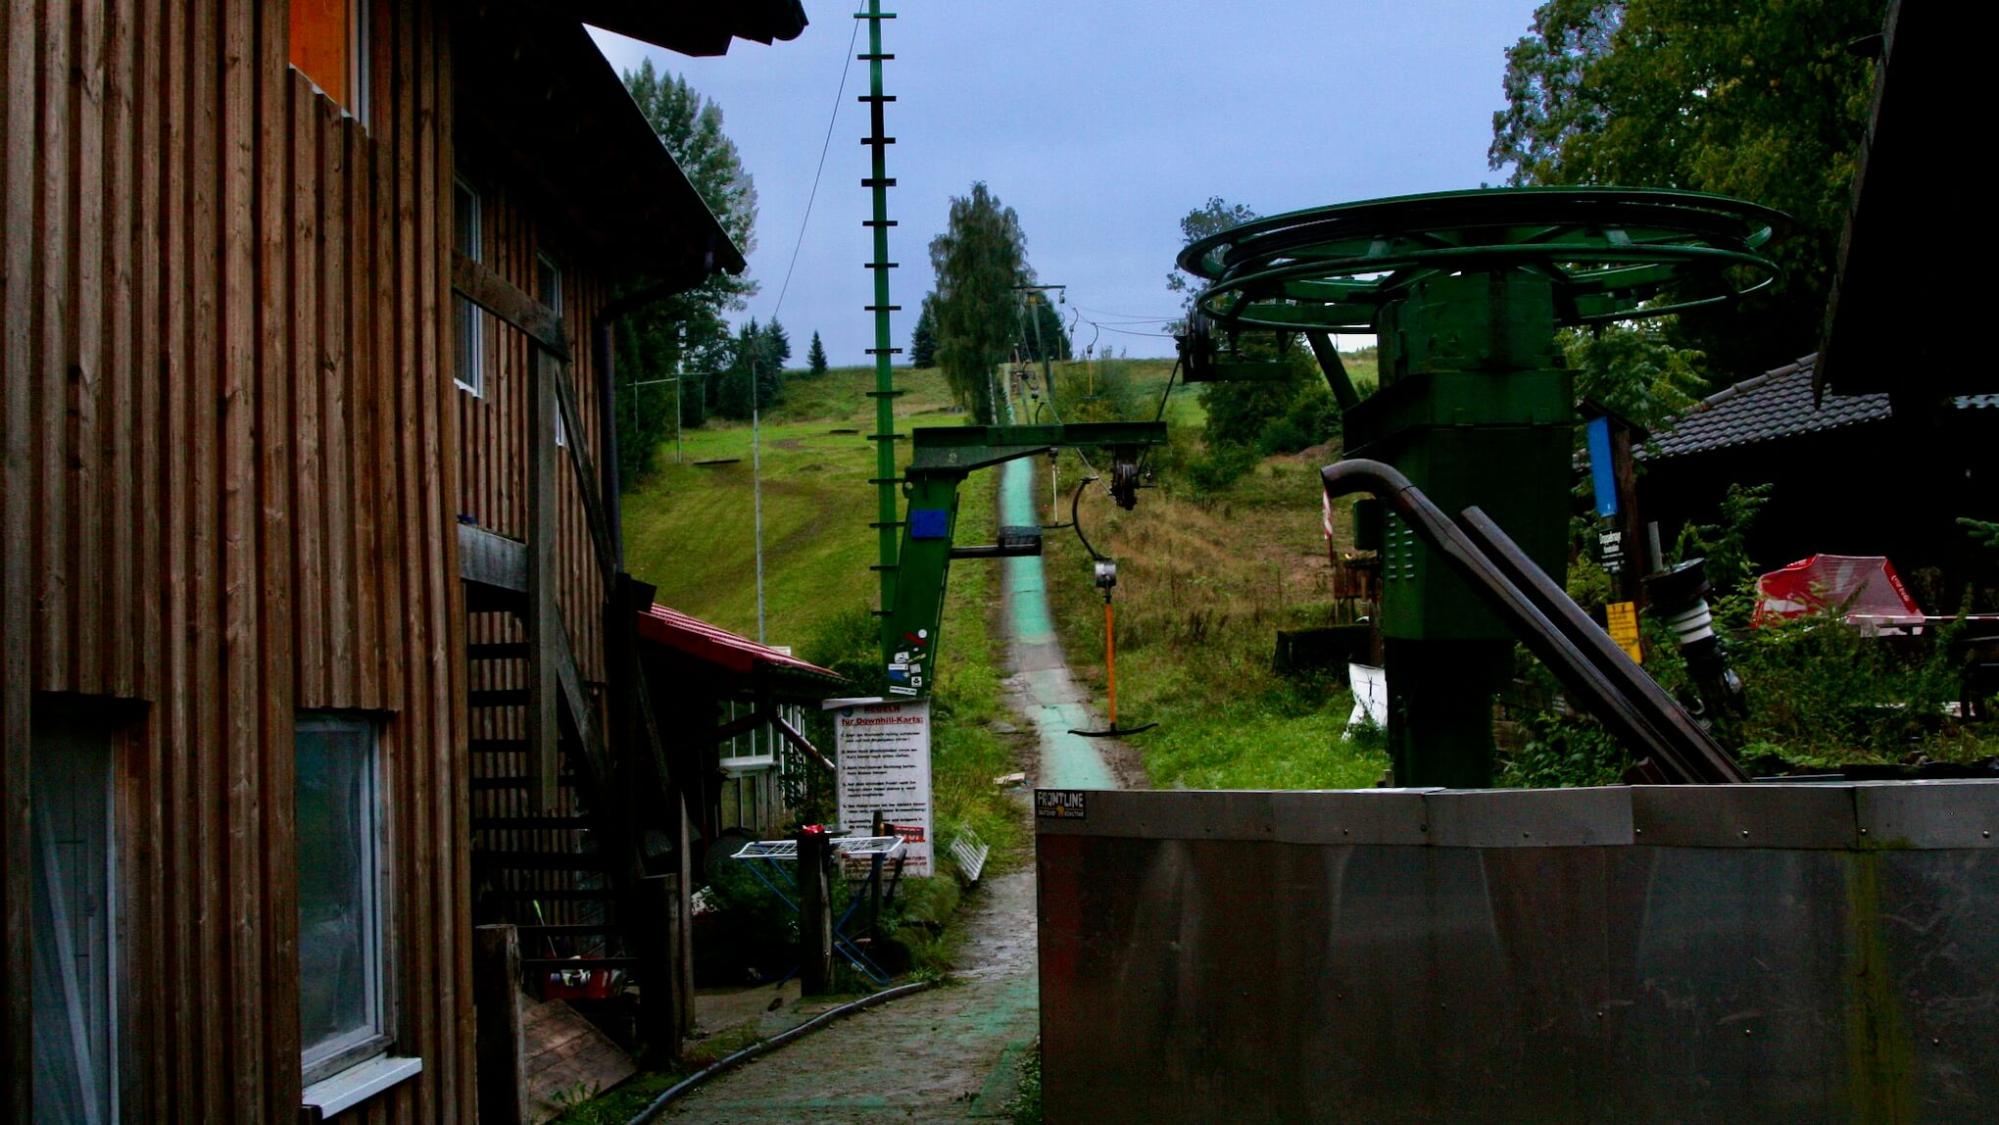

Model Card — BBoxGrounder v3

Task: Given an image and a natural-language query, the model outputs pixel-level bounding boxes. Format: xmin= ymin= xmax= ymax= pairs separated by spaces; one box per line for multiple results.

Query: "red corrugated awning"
xmin=635 ymin=603 xmax=844 ymax=688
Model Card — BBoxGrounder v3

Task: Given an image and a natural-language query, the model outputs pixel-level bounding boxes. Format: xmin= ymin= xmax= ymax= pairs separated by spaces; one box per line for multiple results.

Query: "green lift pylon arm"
xmin=880 ymin=421 xmax=1164 ymax=697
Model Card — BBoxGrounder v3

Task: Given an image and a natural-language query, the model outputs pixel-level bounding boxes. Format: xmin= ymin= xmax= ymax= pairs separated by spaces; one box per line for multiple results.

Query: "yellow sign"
xmin=1605 ymin=600 xmax=1642 ymax=664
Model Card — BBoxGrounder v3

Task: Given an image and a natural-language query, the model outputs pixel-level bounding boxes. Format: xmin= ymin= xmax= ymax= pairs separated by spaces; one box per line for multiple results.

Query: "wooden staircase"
xmin=463 ymin=589 xmax=641 ymax=981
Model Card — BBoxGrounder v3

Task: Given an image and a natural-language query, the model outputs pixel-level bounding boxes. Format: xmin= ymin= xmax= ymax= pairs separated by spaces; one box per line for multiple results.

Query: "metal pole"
xmin=862 ymin=0 xmax=901 ymax=667
xmin=752 ymin=358 xmax=766 ymax=643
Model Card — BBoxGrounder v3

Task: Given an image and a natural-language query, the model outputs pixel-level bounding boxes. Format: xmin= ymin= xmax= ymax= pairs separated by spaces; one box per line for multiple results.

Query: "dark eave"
xmin=1818 ymin=1 xmax=1978 ymax=396
xmin=566 ymin=1 xmax=809 ymax=57
xmin=454 ymin=6 xmax=746 ymax=284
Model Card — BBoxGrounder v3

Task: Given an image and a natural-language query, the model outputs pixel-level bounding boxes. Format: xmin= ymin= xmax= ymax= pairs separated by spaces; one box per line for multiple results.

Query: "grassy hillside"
xmin=620 ymin=365 xmax=963 ymax=647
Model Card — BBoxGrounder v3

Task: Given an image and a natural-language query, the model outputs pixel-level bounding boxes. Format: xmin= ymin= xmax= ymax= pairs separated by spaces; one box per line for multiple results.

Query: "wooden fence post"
xmin=637 ymin=874 xmax=683 ymax=1066
xmin=798 ymin=830 xmax=834 ymax=996
xmin=474 ymin=924 xmax=527 ymax=1125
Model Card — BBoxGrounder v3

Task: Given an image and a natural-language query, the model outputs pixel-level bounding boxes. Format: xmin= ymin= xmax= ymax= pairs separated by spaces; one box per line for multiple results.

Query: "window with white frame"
xmin=453 ymin=179 xmax=484 ymax=396
xmin=538 ymin=254 xmax=567 ymax=446
xmin=31 ymin=707 xmax=121 ymax=1125
xmin=296 ymin=715 xmax=391 ymax=1085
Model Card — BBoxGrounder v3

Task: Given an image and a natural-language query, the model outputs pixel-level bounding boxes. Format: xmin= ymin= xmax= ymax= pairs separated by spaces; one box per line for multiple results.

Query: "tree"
xmin=765 ymin=317 xmax=792 ymax=368
xmin=928 ymin=182 xmax=1029 ymax=423
xmin=910 ymin=295 xmax=939 ymax=368
xmin=1489 ymin=0 xmax=1883 ymax=376
xmin=614 ymin=59 xmax=760 ymax=486
xmin=1164 ymin=197 xmax=1320 ymax=455
xmin=1017 ymin=297 xmax=1071 ymax=363
xmin=1166 ymin=196 xmax=1261 ymax=314
xmin=713 ymin=322 xmax=762 ymax=420
xmin=807 ymin=331 xmax=828 ymax=377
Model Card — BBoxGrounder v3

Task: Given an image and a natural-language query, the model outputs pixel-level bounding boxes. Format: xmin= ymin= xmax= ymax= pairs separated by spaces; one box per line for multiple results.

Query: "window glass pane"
xmin=454 ymin=182 xmax=483 ymax=395
xmin=455 ymin=298 xmax=481 ymax=395
xmin=297 ymin=718 xmax=382 ymax=1070
xmin=32 ymin=715 xmax=116 ymax=1125
xmin=537 ymin=257 xmax=561 ymax=314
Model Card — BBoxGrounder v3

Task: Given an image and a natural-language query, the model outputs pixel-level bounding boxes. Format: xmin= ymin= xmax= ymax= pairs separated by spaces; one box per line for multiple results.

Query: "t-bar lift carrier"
xmin=877 ymin=421 xmax=1164 ymax=696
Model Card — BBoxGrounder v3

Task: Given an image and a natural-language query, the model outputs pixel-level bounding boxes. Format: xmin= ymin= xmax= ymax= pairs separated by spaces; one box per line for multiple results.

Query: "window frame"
xmin=295 ymin=713 xmax=396 ymax=1087
xmin=453 ymin=178 xmax=485 ymax=398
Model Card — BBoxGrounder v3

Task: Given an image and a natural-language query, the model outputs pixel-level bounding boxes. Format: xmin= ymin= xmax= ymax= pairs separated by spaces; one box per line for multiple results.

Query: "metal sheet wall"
xmin=1 ymin=0 xmax=473 ymax=1120
xmin=1037 ymin=786 xmax=1999 ymax=1123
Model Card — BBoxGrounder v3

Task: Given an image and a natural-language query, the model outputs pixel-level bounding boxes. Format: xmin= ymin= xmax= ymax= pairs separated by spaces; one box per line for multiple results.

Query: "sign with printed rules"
xmin=826 ymin=697 xmax=933 ymax=877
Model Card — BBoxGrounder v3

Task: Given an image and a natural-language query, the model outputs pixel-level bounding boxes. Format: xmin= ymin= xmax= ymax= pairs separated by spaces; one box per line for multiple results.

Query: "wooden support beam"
xmin=771 ymin=711 xmax=837 ymax=775
xmin=450 ymin=250 xmax=568 ymax=358
xmin=702 ymin=708 xmax=774 ymax=746
xmin=551 ymin=356 xmax=619 ymax=588
xmin=526 ymin=347 xmax=562 ymax=812
xmin=474 ymin=925 xmax=527 ymax=1125
xmin=636 ymin=874 xmax=683 ymax=1066
xmin=457 ymin=523 xmax=527 ymax=593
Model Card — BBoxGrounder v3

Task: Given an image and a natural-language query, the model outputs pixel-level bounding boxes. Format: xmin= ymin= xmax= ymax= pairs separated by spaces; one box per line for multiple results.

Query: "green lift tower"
xmin=1179 ymin=188 xmax=1783 ymax=787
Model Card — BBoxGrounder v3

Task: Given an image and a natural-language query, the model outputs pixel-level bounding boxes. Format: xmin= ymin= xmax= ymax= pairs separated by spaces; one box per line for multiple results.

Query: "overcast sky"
xmin=589 ymin=1 xmax=1543 ymax=364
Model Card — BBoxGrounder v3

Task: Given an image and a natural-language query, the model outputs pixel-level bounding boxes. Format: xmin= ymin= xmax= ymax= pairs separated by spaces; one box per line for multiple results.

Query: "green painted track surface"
xmin=999 ymin=453 xmax=1120 ymax=791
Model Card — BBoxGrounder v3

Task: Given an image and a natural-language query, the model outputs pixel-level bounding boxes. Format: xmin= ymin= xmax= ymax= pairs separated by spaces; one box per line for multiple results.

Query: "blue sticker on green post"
xmin=909 ymin=508 xmax=950 ymax=539
xmin=1585 ymin=416 xmax=1618 ymax=518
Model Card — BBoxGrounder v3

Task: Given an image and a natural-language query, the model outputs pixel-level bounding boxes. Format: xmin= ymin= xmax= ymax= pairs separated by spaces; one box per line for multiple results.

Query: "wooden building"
xmin=2 ymin=1 xmax=805 ymax=1120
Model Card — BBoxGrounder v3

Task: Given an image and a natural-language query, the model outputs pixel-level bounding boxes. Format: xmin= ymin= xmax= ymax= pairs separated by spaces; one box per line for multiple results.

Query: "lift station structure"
xmin=1178 ymin=187 xmax=1785 ymax=787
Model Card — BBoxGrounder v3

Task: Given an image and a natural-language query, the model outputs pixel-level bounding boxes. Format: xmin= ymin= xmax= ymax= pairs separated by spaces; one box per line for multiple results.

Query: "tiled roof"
xmin=1643 ymin=354 xmax=1893 ymax=461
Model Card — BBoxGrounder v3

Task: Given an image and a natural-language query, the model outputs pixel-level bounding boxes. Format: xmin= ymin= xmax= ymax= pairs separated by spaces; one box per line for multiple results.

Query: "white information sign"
xmin=825 ymin=696 xmax=934 ymax=877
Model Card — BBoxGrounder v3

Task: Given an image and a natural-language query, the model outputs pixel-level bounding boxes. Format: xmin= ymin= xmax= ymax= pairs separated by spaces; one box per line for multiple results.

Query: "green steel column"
xmin=861 ymin=2 xmax=902 ymax=664
xmin=883 ymin=473 xmax=963 ymax=697
xmin=1353 ymin=270 xmax=1573 ymax=787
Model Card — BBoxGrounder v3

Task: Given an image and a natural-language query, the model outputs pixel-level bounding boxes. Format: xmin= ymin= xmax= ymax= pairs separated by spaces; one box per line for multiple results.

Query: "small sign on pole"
xmin=1605 ymin=600 xmax=1643 ymax=664
xmin=824 ymin=697 xmax=934 ymax=876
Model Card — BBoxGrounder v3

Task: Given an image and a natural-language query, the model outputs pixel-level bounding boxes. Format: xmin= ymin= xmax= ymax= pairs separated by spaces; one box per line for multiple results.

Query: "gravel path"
xmin=665 ymin=861 xmax=1038 ymax=1122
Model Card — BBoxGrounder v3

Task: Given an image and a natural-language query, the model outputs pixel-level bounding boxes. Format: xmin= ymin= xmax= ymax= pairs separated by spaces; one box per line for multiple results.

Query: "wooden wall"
xmin=1 ymin=0 xmax=475 ymax=1120
xmin=454 ymin=182 xmax=611 ymax=686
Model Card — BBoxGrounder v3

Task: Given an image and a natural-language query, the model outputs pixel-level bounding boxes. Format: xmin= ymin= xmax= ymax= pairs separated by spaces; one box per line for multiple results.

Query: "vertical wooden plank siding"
xmin=451 ymin=182 xmax=612 ymax=688
xmin=0 ymin=2 xmax=33 ymax=1117
xmin=0 ymin=0 xmax=472 ymax=1120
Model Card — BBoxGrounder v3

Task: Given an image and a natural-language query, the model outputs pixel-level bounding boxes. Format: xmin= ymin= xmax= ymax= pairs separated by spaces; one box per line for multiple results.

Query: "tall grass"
xmin=1039 ymin=354 xmax=1389 ymax=789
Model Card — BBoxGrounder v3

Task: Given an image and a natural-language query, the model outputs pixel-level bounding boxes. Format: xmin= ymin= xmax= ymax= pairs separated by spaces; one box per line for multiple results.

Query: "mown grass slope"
xmin=620 ymin=365 xmax=963 ymax=647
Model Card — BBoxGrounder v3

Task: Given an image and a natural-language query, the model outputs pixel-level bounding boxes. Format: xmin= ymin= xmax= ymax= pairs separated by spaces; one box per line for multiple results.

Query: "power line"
xmin=1073 ymin=303 xmax=1182 ymax=322
xmin=766 ymin=15 xmax=863 ymax=321
xmin=1091 ymin=322 xmax=1178 ymax=339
